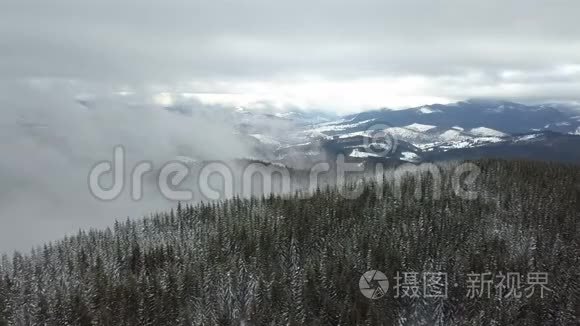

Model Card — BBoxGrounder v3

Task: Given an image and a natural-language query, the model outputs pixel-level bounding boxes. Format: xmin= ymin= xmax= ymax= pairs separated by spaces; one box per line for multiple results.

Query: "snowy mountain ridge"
xmin=235 ymin=99 xmax=580 ymax=165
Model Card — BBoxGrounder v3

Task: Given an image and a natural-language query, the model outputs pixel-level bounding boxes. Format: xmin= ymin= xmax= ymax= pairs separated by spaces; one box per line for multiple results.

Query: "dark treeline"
xmin=0 ymin=160 xmax=578 ymax=325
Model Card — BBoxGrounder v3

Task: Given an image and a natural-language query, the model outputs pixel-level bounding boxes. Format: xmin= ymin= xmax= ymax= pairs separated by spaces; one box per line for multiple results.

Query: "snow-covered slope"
xmin=349 ymin=148 xmax=381 ymax=158
xmin=469 ymin=127 xmax=507 ymax=137
xmin=440 ymin=129 xmax=471 ymax=142
xmin=400 ymin=151 xmax=420 ymax=162
xmin=404 ymin=123 xmax=436 ymax=132
xmin=311 ymin=119 xmax=375 ymax=133
xmin=418 ymin=106 xmax=442 ymax=114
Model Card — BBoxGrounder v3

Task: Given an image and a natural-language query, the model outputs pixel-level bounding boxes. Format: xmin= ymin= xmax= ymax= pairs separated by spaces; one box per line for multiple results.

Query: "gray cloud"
xmin=1 ymin=0 xmax=579 ymax=83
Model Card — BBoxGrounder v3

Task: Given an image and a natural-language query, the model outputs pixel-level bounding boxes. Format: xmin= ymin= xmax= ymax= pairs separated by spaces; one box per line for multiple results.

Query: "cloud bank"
xmin=0 ymin=81 xmax=252 ymax=251
xmin=1 ymin=0 xmax=580 ymax=111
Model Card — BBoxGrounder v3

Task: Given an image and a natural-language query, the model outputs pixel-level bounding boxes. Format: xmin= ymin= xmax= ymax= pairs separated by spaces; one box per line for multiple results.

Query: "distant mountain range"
xmin=219 ymin=99 xmax=580 ymax=165
xmin=340 ymin=99 xmax=580 ymax=134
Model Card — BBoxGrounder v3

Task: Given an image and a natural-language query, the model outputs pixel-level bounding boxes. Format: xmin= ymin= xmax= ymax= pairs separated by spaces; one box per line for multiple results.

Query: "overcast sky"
xmin=2 ymin=0 xmax=580 ymax=112
xmin=2 ymin=0 xmax=580 ymax=251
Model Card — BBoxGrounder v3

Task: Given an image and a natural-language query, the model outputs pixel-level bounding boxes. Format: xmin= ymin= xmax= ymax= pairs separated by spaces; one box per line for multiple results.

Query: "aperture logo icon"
xmin=359 ymin=270 xmax=389 ymax=299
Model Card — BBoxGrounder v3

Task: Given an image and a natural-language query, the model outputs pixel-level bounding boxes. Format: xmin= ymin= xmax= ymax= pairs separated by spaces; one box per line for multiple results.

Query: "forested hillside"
xmin=0 ymin=160 xmax=578 ymax=325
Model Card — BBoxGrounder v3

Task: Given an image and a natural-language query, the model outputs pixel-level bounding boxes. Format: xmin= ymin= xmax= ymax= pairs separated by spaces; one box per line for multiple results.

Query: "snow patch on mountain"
xmin=516 ymin=134 xmax=542 ymax=142
xmin=311 ymin=119 xmax=375 ymax=133
xmin=404 ymin=123 xmax=436 ymax=132
xmin=349 ymin=149 xmax=381 ymax=158
xmin=400 ymin=152 xmax=420 ymax=162
xmin=435 ymin=136 xmax=504 ymax=151
xmin=338 ymin=131 xmax=368 ymax=139
xmin=440 ymin=129 xmax=470 ymax=142
xmin=418 ymin=107 xmax=441 ymax=114
xmin=469 ymin=127 xmax=507 ymax=137
xmin=384 ymin=127 xmax=432 ymax=143
xmin=474 ymin=137 xmax=504 ymax=143
xmin=416 ymin=134 xmax=504 ymax=152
